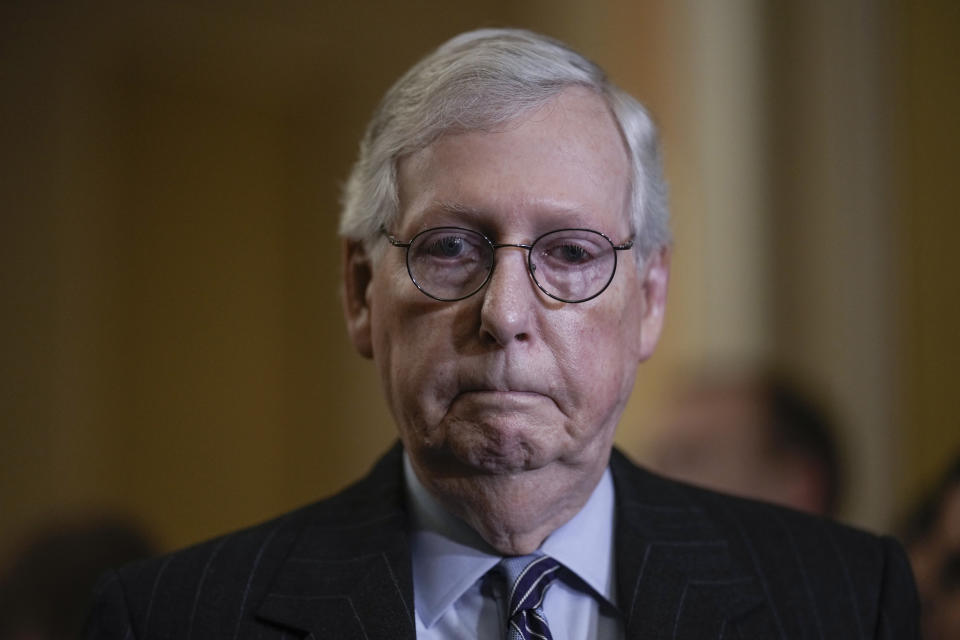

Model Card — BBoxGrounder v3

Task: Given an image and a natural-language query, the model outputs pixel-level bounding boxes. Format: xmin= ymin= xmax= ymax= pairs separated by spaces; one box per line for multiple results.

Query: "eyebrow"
xmin=409 ymin=201 xmax=493 ymax=234
xmin=423 ymin=200 xmax=597 ymax=231
xmin=432 ymin=201 xmax=486 ymax=220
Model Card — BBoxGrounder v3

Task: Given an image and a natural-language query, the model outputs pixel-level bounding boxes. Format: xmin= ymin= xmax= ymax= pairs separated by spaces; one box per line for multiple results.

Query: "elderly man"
xmin=86 ymin=29 xmax=918 ymax=639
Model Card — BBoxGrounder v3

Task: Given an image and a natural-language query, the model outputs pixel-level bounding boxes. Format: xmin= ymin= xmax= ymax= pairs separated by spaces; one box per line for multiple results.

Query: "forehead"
xmin=396 ymin=87 xmax=631 ymax=237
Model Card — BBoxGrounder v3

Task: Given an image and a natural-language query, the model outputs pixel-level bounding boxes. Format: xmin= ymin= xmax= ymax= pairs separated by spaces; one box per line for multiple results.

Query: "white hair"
xmin=338 ymin=28 xmax=670 ymax=261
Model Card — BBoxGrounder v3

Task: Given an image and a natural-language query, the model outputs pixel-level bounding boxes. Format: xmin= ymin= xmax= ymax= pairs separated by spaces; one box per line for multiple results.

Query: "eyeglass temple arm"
xmin=380 ymin=227 xmax=411 ymax=248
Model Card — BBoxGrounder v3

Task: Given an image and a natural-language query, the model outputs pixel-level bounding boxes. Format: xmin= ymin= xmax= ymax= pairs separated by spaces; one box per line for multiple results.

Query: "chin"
xmin=447 ymin=427 xmax=556 ymax=475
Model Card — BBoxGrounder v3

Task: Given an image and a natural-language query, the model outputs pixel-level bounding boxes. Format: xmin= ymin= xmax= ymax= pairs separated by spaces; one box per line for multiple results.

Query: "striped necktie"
xmin=500 ymin=553 xmax=562 ymax=640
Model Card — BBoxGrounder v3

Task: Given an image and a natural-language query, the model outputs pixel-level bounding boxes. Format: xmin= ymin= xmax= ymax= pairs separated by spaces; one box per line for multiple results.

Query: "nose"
xmin=479 ymin=247 xmax=536 ymax=346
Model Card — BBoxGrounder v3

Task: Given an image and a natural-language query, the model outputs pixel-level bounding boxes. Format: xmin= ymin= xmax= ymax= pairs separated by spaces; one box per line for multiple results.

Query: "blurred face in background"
xmin=909 ymin=483 xmax=960 ymax=640
xmin=646 ymin=383 xmax=831 ymax=516
xmin=343 ymin=87 xmax=669 ymax=553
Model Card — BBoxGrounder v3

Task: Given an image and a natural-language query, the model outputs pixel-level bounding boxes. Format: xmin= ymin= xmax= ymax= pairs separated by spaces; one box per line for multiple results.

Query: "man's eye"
xmin=424 ymin=235 xmax=466 ymax=258
xmin=550 ymin=243 xmax=591 ymax=264
xmin=414 ymin=231 xmax=488 ymax=262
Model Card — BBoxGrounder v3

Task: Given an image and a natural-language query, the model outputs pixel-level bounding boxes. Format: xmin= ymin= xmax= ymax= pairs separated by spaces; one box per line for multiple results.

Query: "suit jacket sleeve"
xmin=84 ymin=570 xmax=137 ymax=639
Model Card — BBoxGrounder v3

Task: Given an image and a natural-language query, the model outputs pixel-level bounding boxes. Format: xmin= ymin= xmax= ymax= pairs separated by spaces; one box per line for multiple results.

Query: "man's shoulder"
xmin=118 ymin=443 xmax=405 ymax=583
xmin=609 ymin=448 xmax=920 ymax=638
xmin=86 ymin=445 xmax=409 ymax=638
xmin=610 ymin=445 xmax=890 ymax=553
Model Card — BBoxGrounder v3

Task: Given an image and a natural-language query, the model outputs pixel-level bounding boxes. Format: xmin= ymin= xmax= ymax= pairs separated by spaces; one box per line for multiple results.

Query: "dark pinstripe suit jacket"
xmin=85 ymin=444 xmax=919 ymax=639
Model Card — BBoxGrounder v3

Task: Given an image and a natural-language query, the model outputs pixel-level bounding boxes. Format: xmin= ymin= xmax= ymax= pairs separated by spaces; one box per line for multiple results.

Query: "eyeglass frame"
xmin=381 ymin=225 xmax=635 ymax=303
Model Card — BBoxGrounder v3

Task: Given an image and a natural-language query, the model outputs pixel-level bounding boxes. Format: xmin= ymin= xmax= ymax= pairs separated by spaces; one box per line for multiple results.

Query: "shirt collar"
xmin=403 ymin=454 xmax=618 ymax=628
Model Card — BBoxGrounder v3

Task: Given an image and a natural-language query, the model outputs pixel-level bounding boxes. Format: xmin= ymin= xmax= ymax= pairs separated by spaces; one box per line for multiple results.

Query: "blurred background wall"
xmin=2 ymin=0 xmax=958 ymax=562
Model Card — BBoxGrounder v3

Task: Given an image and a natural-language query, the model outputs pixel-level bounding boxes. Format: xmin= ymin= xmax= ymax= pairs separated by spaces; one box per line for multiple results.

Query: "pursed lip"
xmin=452 ymin=372 xmax=557 ymax=407
xmin=456 ymin=389 xmax=545 ymax=399
xmin=452 ymin=386 xmax=554 ymax=409
xmin=456 ymin=379 xmax=546 ymax=396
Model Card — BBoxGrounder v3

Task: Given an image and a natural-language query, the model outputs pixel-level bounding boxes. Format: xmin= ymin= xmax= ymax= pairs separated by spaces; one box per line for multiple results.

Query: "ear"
xmin=637 ymin=246 xmax=670 ymax=361
xmin=341 ymin=238 xmax=374 ymax=359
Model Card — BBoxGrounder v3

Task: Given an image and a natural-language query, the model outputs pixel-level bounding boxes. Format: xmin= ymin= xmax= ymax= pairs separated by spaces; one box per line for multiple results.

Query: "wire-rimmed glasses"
xmin=382 ymin=226 xmax=634 ymax=303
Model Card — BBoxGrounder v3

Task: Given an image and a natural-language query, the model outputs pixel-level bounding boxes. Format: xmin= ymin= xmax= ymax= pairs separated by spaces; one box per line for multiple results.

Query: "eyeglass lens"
xmin=405 ymin=227 xmax=619 ymax=302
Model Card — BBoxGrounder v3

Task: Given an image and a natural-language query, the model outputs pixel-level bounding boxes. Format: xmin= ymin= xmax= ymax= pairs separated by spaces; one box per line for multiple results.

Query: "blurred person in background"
xmin=84 ymin=28 xmax=919 ymax=639
xmin=0 ymin=516 xmax=154 ymax=640
xmin=645 ymin=370 xmax=841 ymax=517
xmin=902 ymin=454 xmax=960 ymax=640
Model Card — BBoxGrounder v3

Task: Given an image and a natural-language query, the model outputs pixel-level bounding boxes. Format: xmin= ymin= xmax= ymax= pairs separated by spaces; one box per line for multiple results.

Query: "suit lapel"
xmin=610 ymin=449 xmax=771 ymax=639
xmin=255 ymin=445 xmax=417 ymax=640
xmin=252 ymin=445 xmax=776 ymax=639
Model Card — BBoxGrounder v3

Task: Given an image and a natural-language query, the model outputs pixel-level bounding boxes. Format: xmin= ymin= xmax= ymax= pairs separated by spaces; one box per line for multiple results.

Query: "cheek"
xmin=563 ymin=296 xmax=644 ymax=406
xmin=548 ymin=317 xmax=629 ymax=412
xmin=370 ymin=293 xmax=459 ymax=428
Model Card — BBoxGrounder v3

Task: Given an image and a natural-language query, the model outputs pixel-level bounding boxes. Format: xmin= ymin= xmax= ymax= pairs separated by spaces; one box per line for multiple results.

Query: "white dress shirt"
xmin=404 ymin=454 xmax=624 ymax=639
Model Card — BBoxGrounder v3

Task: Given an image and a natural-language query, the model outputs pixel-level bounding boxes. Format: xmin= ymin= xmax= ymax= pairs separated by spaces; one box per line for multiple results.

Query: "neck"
xmin=405 ymin=453 xmax=609 ymax=555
